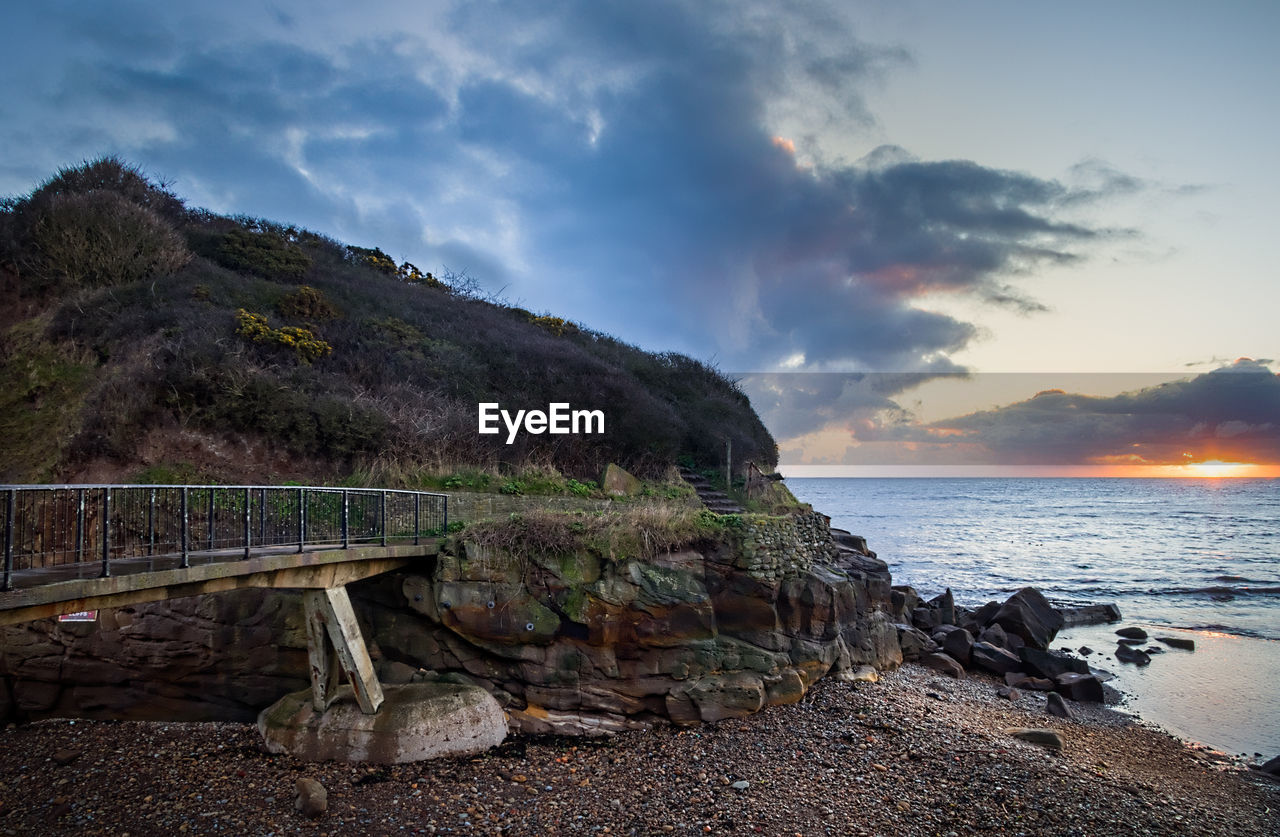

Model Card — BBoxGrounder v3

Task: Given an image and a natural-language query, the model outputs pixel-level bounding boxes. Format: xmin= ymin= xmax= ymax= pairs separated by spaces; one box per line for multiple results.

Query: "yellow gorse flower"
xmin=236 ymin=308 xmax=332 ymax=362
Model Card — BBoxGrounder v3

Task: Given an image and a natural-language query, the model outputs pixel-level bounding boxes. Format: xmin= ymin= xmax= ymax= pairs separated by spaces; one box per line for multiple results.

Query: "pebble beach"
xmin=1 ymin=664 xmax=1275 ymax=837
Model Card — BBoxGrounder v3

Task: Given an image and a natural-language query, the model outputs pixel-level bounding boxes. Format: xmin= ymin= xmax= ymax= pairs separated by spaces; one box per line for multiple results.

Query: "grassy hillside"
xmin=0 ymin=158 xmax=777 ymax=486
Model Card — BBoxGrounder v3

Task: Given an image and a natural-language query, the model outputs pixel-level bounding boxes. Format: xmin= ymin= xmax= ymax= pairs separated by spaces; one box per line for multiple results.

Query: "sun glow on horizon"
xmin=1179 ymin=460 xmax=1257 ymax=478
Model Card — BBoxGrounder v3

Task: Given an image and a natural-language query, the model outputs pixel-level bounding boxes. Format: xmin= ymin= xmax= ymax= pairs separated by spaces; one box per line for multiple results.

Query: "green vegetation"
xmin=0 ymin=317 xmax=94 ymax=481
xmin=0 ymin=157 xmax=777 ymax=485
xmin=459 ymin=505 xmax=744 ymax=564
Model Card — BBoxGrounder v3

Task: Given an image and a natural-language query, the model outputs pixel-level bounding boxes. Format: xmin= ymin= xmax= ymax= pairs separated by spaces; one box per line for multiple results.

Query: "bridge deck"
xmin=0 ymin=540 xmax=440 ymax=626
xmin=1 ymin=483 xmax=449 ymax=625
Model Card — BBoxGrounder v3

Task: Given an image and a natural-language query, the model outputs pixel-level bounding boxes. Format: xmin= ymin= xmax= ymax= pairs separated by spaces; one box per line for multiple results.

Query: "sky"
xmin=3 ymin=0 xmax=1278 ymax=476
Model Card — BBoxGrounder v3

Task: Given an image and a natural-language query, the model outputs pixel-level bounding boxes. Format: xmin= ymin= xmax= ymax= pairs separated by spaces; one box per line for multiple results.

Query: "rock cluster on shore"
xmin=892 ymin=585 xmax=1111 ymax=705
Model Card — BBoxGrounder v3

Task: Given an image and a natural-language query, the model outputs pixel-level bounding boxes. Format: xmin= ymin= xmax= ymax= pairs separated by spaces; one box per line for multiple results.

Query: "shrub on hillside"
xmin=22 ymin=190 xmax=191 ymax=292
xmin=25 ymin=156 xmax=186 ymax=221
xmin=277 ymin=285 xmax=339 ymax=321
xmin=212 ymin=227 xmax=312 ymax=280
xmin=528 ymin=314 xmax=578 ymax=336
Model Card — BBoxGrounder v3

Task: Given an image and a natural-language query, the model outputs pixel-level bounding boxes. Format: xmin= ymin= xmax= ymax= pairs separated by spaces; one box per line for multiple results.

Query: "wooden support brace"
xmin=301 ymin=586 xmax=385 ymax=714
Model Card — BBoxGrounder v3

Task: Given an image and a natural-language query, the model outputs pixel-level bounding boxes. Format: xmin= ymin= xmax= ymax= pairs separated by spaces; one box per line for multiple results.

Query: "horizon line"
xmin=778 ymin=463 xmax=1280 ymax=479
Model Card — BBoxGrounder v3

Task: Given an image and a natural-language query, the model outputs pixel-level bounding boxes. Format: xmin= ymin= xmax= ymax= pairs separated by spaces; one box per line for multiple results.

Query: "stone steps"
xmin=678 ymin=467 xmax=745 ymax=515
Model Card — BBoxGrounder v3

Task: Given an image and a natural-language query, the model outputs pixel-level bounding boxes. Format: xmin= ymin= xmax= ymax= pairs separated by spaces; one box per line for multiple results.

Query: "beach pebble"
xmin=732 ymin=780 xmax=749 ymax=790
xmin=294 ymin=777 xmax=327 ymax=819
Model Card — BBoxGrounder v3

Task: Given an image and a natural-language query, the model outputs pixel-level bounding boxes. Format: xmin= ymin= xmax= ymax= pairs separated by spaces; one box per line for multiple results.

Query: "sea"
xmin=786 ymin=477 xmax=1280 ymax=760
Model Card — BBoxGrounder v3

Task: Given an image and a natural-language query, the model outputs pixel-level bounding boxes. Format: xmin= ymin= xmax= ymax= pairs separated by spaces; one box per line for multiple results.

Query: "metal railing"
xmin=0 ymin=485 xmax=447 ymax=591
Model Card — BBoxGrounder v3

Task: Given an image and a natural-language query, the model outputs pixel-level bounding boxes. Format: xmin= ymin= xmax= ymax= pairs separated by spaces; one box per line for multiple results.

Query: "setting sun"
xmin=1183 ymin=460 xmax=1255 ymax=478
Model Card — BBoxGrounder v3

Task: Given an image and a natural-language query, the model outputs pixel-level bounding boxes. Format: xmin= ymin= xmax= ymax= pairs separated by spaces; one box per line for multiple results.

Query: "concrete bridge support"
xmin=302 ymin=586 xmax=384 ymax=714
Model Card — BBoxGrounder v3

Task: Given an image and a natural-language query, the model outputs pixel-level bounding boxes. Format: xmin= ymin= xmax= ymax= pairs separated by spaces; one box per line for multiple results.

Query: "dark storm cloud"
xmin=2 ymin=0 xmax=1134 ymax=373
xmin=855 ymin=360 xmax=1280 ymax=465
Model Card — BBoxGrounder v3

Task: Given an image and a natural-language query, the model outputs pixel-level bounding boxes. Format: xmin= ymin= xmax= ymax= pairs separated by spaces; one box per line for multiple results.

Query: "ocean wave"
xmin=1152 ymin=585 xmax=1280 ymax=598
xmin=1178 ymin=623 xmax=1277 ymax=641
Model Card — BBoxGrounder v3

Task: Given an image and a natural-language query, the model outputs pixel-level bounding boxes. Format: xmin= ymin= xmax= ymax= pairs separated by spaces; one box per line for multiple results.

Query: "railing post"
xmin=341 ymin=490 xmax=349 ymax=549
xmin=206 ymin=489 xmax=215 ymax=551
xmin=147 ymin=488 xmax=156 ymax=557
xmin=243 ymin=487 xmax=252 ymax=559
xmin=380 ymin=491 xmax=388 ymax=547
xmin=3 ymin=489 xmax=14 ymax=592
xmin=180 ymin=487 xmax=190 ymax=569
xmin=414 ymin=493 xmax=421 ymax=546
xmin=298 ymin=488 xmax=307 ymax=553
xmin=75 ymin=488 xmax=85 ymax=564
xmin=101 ymin=488 xmax=112 ymax=578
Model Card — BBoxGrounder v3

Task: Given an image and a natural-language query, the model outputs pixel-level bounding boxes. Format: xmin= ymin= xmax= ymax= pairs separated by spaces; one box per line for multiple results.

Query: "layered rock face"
xmin=359 ymin=511 xmax=901 ymax=734
xmin=0 ymin=511 xmax=903 ymax=734
xmin=0 ymin=590 xmax=311 ymax=722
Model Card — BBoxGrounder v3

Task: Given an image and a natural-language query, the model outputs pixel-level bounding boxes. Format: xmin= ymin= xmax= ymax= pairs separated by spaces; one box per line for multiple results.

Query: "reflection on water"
xmin=1058 ymin=624 xmax=1280 ymax=757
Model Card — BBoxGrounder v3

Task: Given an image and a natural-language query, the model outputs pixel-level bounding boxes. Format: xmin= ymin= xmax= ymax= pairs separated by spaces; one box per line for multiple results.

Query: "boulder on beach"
xmin=992 ymin=587 xmax=1064 ymax=650
xmin=1045 ymin=691 xmax=1074 ymax=720
xmin=1006 ymin=672 xmax=1055 ymax=691
xmin=978 ymin=623 xmax=1010 ymax=650
xmin=1115 ymin=645 xmax=1151 ymax=666
xmin=926 ymin=589 xmax=957 ymax=627
xmin=895 ymin=624 xmax=936 ymax=661
xmin=962 ymin=601 xmax=1002 ymax=633
xmin=258 ymin=682 xmax=507 ymax=763
xmin=1057 ymin=603 xmax=1122 ymax=627
xmin=1055 ymin=672 xmax=1104 ymax=703
xmin=1156 ymin=636 xmax=1195 ymax=651
xmin=971 ymin=642 xmax=1022 ymax=676
xmin=942 ymin=628 xmax=975 ymax=666
xmin=1115 ymin=626 xmax=1148 ymax=640
xmin=1019 ymin=647 xmax=1089 ymax=680
xmin=1004 ymin=727 xmax=1064 ymax=751
xmin=921 ymin=652 xmax=965 ymax=679
xmin=891 ymin=586 xmax=921 ymax=623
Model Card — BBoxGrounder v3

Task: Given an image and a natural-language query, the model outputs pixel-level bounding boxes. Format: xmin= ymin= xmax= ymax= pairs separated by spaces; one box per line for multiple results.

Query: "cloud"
xmin=838 ymin=359 xmax=1280 ymax=466
xmin=2 ymin=0 xmax=1138 ymax=373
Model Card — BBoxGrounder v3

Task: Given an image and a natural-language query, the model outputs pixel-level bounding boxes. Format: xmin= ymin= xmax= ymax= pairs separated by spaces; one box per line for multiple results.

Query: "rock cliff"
xmin=0 ymin=511 xmax=902 ymax=734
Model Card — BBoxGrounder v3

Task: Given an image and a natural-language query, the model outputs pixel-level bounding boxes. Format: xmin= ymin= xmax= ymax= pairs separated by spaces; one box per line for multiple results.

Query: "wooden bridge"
xmin=0 ymin=484 xmax=447 ymax=715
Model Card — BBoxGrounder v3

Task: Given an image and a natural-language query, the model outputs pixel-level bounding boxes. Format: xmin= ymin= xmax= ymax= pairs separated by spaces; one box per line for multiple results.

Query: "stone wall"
xmin=0 ymin=510 xmax=902 ymax=734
